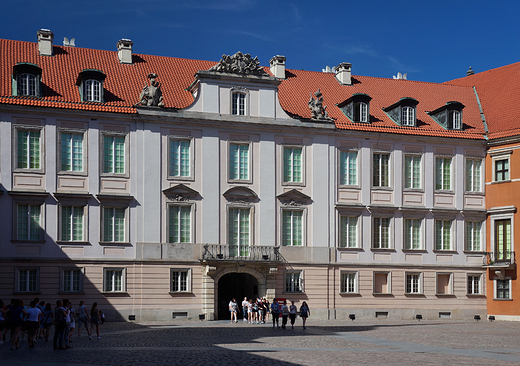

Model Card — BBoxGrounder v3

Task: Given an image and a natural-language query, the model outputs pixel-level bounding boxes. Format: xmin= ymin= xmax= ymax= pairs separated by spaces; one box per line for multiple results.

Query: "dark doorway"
xmin=217 ymin=273 xmax=258 ymax=320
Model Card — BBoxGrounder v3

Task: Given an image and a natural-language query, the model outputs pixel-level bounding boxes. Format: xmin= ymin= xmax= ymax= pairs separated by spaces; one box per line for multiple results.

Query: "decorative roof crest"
xmin=208 ymin=52 xmax=267 ymax=76
xmin=139 ymin=73 xmax=164 ymax=107
xmin=308 ymin=89 xmax=334 ymax=122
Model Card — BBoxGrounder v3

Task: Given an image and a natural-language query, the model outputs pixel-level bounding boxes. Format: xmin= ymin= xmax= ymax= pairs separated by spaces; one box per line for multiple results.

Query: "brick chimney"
xmin=37 ymin=29 xmax=54 ymax=56
xmin=335 ymin=62 xmax=352 ymax=85
xmin=117 ymin=39 xmax=134 ymax=64
xmin=269 ymin=55 xmax=286 ymax=79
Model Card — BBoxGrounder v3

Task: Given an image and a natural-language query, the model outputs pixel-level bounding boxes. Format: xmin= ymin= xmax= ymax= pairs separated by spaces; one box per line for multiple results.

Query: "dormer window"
xmin=383 ymin=97 xmax=419 ymax=127
xmin=77 ymin=69 xmax=106 ymax=103
xmin=427 ymin=101 xmax=464 ymax=130
xmin=12 ymin=63 xmax=42 ymax=97
xmin=337 ymin=93 xmax=372 ymax=123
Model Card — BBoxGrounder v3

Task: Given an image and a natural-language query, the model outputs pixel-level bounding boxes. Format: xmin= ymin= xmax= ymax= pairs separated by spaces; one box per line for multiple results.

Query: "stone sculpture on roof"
xmin=139 ymin=73 xmax=164 ymax=107
xmin=308 ymin=89 xmax=334 ymax=122
xmin=209 ymin=51 xmax=267 ymax=76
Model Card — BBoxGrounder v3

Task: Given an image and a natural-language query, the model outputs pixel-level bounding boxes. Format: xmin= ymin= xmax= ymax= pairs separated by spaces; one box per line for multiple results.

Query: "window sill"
xmin=14 ymin=291 xmax=41 ymax=295
xmin=371 ymin=186 xmax=393 ymax=191
xmin=167 ymin=176 xmax=194 ymax=182
xmin=100 ymin=173 xmax=129 ymax=179
xmin=169 ymin=291 xmax=194 ymax=295
xmin=57 ymin=241 xmax=90 ymax=246
xmin=464 ymin=191 xmax=484 ymax=196
xmin=434 ymin=190 xmax=454 ymax=194
xmin=372 ymin=292 xmax=393 ymax=296
xmin=490 ymin=180 xmax=510 ymax=184
xmin=11 ymin=240 xmax=45 ymax=244
xmin=433 ymin=250 xmax=458 ymax=254
xmin=99 ymin=242 xmax=132 ymax=246
xmin=101 ymin=291 xmax=129 ymax=296
xmin=282 ymin=291 xmax=305 ymax=295
xmin=338 ymin=185 xmax=361 ymax=190
xmin=228 ymin=179 xmax=253 ymax=185
xmin=404 ymin=293 xmax=425 ymax=297
xmin=403 ymin=188 xmax=424 ymax=193
xmin=339 ymin=292 xmax=361 ymax=296
xmin=466 ymin=294 xmax=485 ymax=298
xmin=492 ymin=298 xmax=513 ymax=301
xmin=435 ymin=293 xmax=455 ymax=297
xmin=402 ymin=249 xmax=427 ymax=253
xmin=463 ymin=251 xmax=486 ymax=255
xmin=281 ymin=181 xmax=305 ymax=187
xmin=12 ymin=168 xmax=45 ymax=174
xmin=338 ymin=247 xmax=363 ymax=251
xmin=371 ymin=248 xmax=396 ymax=252
xmin=57 ymin=171 xmax=88 ymax=177
xmin=58 ymin=291 xmax=85 ymax=295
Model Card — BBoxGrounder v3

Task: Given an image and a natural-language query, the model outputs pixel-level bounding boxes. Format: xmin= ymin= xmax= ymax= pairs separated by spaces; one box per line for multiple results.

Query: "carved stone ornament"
xmin=171 ymin=194 xmax=190 ymax=202
xmin=308 ymin=89 xmax=334 ymax=122
xmin=209 ymin=52 xmax=267 ymax=76
xmin=281 ymin=199 xmax=304 ymax=207
xmin=139 ymin=73 xmax=165 ymax=107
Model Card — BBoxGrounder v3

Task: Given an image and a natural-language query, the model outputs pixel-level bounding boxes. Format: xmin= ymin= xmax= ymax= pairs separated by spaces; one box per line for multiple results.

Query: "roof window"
xmin=383 ymin=97 xmax=419 ymax=127
xmin=12 ymin=63 xmax=42 ymax=97
xmin=427 ymin=101 xmax=464 ymax=130
xmin=337 ymin=93 xmax=372 ymax=123
xmin=76 ymin=69 xmax=106 ymax=102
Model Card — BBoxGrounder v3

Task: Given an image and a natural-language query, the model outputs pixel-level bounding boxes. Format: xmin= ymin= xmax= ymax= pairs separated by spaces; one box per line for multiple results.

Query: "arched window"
xmin=12 ymin=63 xmax=42 ymax=97
xmin=77 ymin=69 xmax=106 ymax=103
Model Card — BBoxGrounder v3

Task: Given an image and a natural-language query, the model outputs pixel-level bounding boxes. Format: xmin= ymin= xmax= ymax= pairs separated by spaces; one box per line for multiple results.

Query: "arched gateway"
xmin=217 ymin=273 xmax=258 ymax=320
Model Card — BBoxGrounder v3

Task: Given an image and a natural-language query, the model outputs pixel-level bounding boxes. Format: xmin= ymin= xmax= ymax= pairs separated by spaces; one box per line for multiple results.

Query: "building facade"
xmin=0 ymin=30 xmax=491 ymax=321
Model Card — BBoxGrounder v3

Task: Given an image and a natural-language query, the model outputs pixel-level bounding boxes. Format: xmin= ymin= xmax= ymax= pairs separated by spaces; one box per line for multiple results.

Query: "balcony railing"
xmin=202 ymin=244 xmax=282 ymax=262
xmin=483 ymin=251 xmax=516 ymax=267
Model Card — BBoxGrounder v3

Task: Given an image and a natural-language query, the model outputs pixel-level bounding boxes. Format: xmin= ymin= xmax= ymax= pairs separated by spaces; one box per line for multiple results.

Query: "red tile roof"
xmin=0 ymin=38 xmax=486 ymax=140
xmin=446 ymin=62 xmax=520 ymax=140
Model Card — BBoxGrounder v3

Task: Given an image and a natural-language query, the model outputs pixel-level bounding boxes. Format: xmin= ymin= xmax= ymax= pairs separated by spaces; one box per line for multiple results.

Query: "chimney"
xmin=37 ymin=29 xmax=54 ymax=56
xmin=269 ymin=55 xmax=286 ymax=79
xmin=117 ymin=39 xmax=133 ymax=64
xmin=335 ymin=62 xmax=352 ymax=85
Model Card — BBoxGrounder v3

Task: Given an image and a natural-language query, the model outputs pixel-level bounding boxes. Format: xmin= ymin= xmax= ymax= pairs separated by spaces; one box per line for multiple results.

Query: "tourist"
xmin=228 ymin=298 xmax=238 ymax=323
xmin=300 ymin=301 xmax=310 ymax=329
xmin=90 ymin=302 xmax=101 ymax=340
xmin=9 ymin=299 xmax=26 ymax=350
xmin=258 ymin=299 xmax=265 ymax=324
xmin=42 ymin=302 xmax=53 ymax=342
xmin=25 ymin=300 xmax=42 ymax=347
xmin=37 ymin=300 xmax=45 ymax=339
xmin=53 ymin=300 xmax=67 ymax=350
xmin=68 ymin=302 xmax=76 ymax=343
xmin=264 ymin=298 xmax=270 ymax=324
xmin=281 ymin=300 xmax=289 ymax=329
xmin=270 ymin=298 xmax=280 ymax=329
xmin=62 ymin=299 xmax=72 ymax=349
xmin=241 ymin=297 xmax=248 ymax=322
xmin=289 ymin=300 xmax=297 ymax=329
xmin=77 ymin=300 xmax=91 ymax=338
xmin=252 ymin=299 xmax=259 ymax=324
xmin=247 ymin=299 xmax=253 ymax=324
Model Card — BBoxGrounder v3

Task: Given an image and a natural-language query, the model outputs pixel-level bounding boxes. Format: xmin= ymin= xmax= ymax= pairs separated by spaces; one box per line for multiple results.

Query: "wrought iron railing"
xmin=483 ymin=251 xmax=515 ymax=266
xmin=202 ymin=244 xmax=282 ymax=262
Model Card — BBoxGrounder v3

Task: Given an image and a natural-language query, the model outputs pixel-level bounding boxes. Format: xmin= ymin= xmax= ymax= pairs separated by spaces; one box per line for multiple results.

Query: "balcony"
xmin=202 ymin=244 xmax=283 ymax=263
xmin=483 ymin=251 xmax=516 ymax=269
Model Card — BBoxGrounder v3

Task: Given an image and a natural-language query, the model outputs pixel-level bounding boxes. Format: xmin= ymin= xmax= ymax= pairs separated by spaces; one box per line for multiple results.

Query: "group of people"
xmin=0 ymin=298 xmax=104 ymax=351
xmin=229 ymin=297 xmax=310 ymax=329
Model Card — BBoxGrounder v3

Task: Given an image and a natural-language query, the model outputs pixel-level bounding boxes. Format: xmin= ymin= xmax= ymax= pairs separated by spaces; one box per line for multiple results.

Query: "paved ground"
xmin=1 ymin=318 xmax=520 ymax=365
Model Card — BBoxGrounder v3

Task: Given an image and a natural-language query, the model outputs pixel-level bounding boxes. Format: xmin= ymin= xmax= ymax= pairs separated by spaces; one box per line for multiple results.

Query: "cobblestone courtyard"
xmin=2 ymin=319 xmax=520 ymax=365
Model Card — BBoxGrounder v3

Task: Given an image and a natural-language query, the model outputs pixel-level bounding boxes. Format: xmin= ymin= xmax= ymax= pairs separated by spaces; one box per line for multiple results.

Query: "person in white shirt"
xmin=241 ymin=297 xmax=248 ymax=322
xmin=228 ymin=298 xmax=238 ymax=323
xmin=25 ymin=300 xmax=42 ymax=348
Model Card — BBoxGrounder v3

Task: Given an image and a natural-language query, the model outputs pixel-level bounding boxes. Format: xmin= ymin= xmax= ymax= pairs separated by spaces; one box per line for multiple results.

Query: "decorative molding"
xmin=223 ymin=186 xmax=258 ymax=202
xmin=208 ymin=52 xmax=267 ymax=76
xmin=277 ymin=189 xmax=311 ymax=206
xmin=230 ymin=86 xmax=249 ymax=94
xmin=163 ymin=184 xmax=200 ymax=201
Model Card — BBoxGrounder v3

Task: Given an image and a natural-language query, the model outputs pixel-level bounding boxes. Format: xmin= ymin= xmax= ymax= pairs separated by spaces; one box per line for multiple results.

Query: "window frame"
xmin=465 ymin=158 xmax=482 ymax=192
xmin=13 ymin=125 xmax=44 ymax=173
xmin=57 ymin=128 xmax=87 ymax=175
xmin=489 ymin=207 xmax=515 ymax=262
xmin=494 ymin=277 xmax=512 ymax=300
xmin=435 ymin=156 xmax=453 ymax=191
xmin=12 ymin=63 xmax=42 ymax=97
xmin=339 ymin=214 xmax=359 ymax=248
xmin=103 ymin=267 xmax=126 ymax=293
xmin=228 ymin=205 xmax=252 ymax=256
xmin=465 ymin=220 xmax=483 ymax=252
xmin=340 ymin=271 xmax=359 ymax=294
xmin=168 ymin=136 xmax=193 ymax=180
xmin=230 ymin=88 xmax=249 ymax=116
xmin=373 ymin=271 xmax=391 ymax=294
xmin=59 ymin=204 xmax=87 ymax=243
xmin=339 ymin=149 xmax=359 ymax=187
xmin=282 ymin=145 xmax=304 ymax=185
xmin=170 ymin=268 xmax=192 ymax=293
xmin=285 ymin=270 xmax=304 ymax=293
xmin=467 ymin=273 xmax=482 ymax=295
xmin=404 ymin=154 xmax=422 ymax=190
xmin=83 ymin=79 xmax=102 ymax=102
xmin=372 ymin=216 xmax=392 ymax=249
xmin=14 ymin=202 xmax=44 ymax=242
xmin=60 ymin=267 xmax=84 ymax=294
xmin=228 ymin=141 xmax=251 ymax=182
xmin=281 ymin=208 xmax=305 ymax=247
xmin=167 ymin=203 xmax=193 ymax=244
xmin=403 ymin=217 xmax=423 ymax=250
xmin=405 ymin=272 xmax=423 ymax=295
xmin=401 ymin=106 xmax=415 ymax=126
xmin=101 ymin=206 xmax=128 ymax=244
xmin=435 ymin=219 xmax=454 ymax=251
xmin=100 ymin=131 xmax=129 ymax=177
xmin=15 ymin=267 xmax=40 ymax=294
xmin=372 ymin=152 xmax=391 ymax=188
xmin=436 ymin=272 xmax=453 ymax=295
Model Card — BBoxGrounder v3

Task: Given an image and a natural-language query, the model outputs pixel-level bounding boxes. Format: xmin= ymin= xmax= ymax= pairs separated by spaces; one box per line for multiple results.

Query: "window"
xmin=406 ymin=273 xmax=422 ymax=294
xmin=232 ymin=92 xmax=246 ymax=115
xmin=83 ymin=79 xmax=101 ymax=102
xmin=16 ymin=204 xmax=42 ymax=241
xmin=168 ymin=205 xmax=191 ymax=243
xmin=18 ymin=73 xmax=37 ymax=96
xmin=427 ymin=102 xmax=464 ymax=130
xmin=229 ymin=143 xmax=249 ymax=180
xmin=12 ymin=63 xmax=42 ymax=97
xmin=60 ymin=206 xmax=85 ymax=241
xmin=282 ymin=210 xmax=303 ymax=246
xmin=17 ymin=128 xmax=41 ymax=170
xmin=435 ymin=220 xmax=452 ymax=250
xmin=402 ymin=106 xmax=415 ymax=126
xmin=404 ymin=155 xmax=421 ymax=189
xmin=373 ymin=272 xmax=391 ymax=294
xmin=467 ymin=274 xmax=481 ymax=295
xmin=466 ymin=159 xmax=481 ymax=192
xmin=404 ymin=218 xmax=422 ymax=250
xmin=495 ymin=279 xmax=510 ymax=299
xmin=373 ymin=217 xmax=390 ymax=249
xmin=495 ymin=219 xmax=512 ymax=260
xmin=77 ymin=69 xmax=105 ymax=102
xmin=171 ymin=269 xmax=191 ymax=292
xmin=435 ymin=157 xmax=452 ymax=190
xmin=337 ymin=93 xmax=372 ymax=123
xmin=449 ymin=110 xmax=462 ymax=130
xmin=339 ymin=215 xmax=358 ymax=248
xmin=285 ymin=271 xmax=303 ymax=292
xmin=465 ymin=221 xmax=482 ymax=251
xmin=339 ymin=150 xmax=358 ymax=185
xmin=340 ymin=272 xmax=358 ymax=293
xmin=103 ymin=135 xmax=125 ymax=174
xmin=103 ymin=207 xmax=126 ymax=242
xmin=436 ymin=273 xmax=453 ymax=295
xmin=495 ymin=159 xmax=509 ymax=182
xmin=62 ymin=268 xmax=83 ymax=293
xmin=355 ymin=102 xmax=368 ymax=123
xmin=170 ymin=139 xmax=190 ymax=178
xmin=283 ymin=147 xmax=302 ymax=183
xmin=373 ymin=153 xmax=390 ymax=187
xmin=229 ymin=208 xmax=250 ymax=256
xmin=61 ymin=132 xmax=84 ymax=172
xmin=17 ymin=268 xmax=39 ymax=293
xmin=103 ymin=268 xmax=125 ymax=292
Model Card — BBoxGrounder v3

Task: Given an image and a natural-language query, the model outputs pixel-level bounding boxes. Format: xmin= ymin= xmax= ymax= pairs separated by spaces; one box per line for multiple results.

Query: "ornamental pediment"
xmin=163 ymin=184 xmax=200 ymax=201
xmin=277 ymin=189 xmax=312 ymax=206
xmin=223 ymin=186 xmax=258 ymax=202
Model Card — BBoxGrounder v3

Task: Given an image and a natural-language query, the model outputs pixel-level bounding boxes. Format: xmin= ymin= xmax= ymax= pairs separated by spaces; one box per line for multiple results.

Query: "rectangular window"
xmin=103 ymin=135 xmax=125 ymax=174
xmin=436 ymin=157 xmax=452 ymax=190
xmin=232 ymin=93 xmax=246 ymax=115
xmin=339 ymin=216 xmax=358 ymax=248
xmin=495 ymin=159 xmax=509 ymax=182
xmin=465 ymin=221 xmax=482 ymax=251
xmin=169 ymin=139 xmax=190 ymax=177
xmin=61 ymin=206 xmax=84 ymax=241
xmin=373 ymin=217 xmax=390 ymax=249
xmin=103 ymin=207 xmax=126 ymax=242
xmin=340 ymin=272 xmax=358 ymax=293
xmin=496 ymin=279 xmax=510 ymax=299
xmin=467 ymin=275 xmax=481 ymax=295
xmin=171 ymin=269 xmax=190 ymax=292
xmin=373 ymin=272 xmax=391 ymax=294
xmin=404 ymin=155 xmax=421 ymax=189
xmin=285 ymin=271 xmax=303 ymax=292
xmin=229 ymin=208 xmax=250 ymax=256
xmin=495 ymin=219 xmax=512 ymax=260
xmin=283 ymin=147 xmax=302 ymax=183
xmin=282 ymin=210 xmax=303 ymax=246
xmin=168 ymin=205 xmax=191 ymax=243
xmin=435 ymin=220 xmax=452 ymax=250
xmin=229 ymin=143 xmax=249 ymax=180
xmin=61 ymin=133 xmax=83 ymax=172
xmin=436 ymin=273 xmax=452 ymax=295
xmin=104 ymin=268 xmax=124 ymax=292
xmin=339 ymin=150 xmax=358 ymax=185
xmin=466 ymin=159 xmax=481 ymax=192
xmin=404 ymin=218 xmax=422 ymax=250
xmin=17 ymin=204 xmax=41 ymax=241
xmin=62 ymin=269 xmax=82 ymax=292
xmin=18 ymin=268 xmax=39 ymax=293
xmin=373 ymin=153 xmax=390 ymax=187
xmin=406 ymin=273 xmax=421 ymax=294
xmin=17 ymin=129 xmax=41 ymax=169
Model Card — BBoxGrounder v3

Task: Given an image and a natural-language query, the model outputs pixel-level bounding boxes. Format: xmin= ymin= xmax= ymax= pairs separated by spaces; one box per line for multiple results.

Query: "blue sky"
xmin=2 ymin=0 xmax=519 ymax=83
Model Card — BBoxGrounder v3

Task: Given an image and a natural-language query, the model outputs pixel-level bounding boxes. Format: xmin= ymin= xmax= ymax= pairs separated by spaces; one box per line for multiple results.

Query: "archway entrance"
xmin=217 ymin=273 xmax=259 ymax=320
